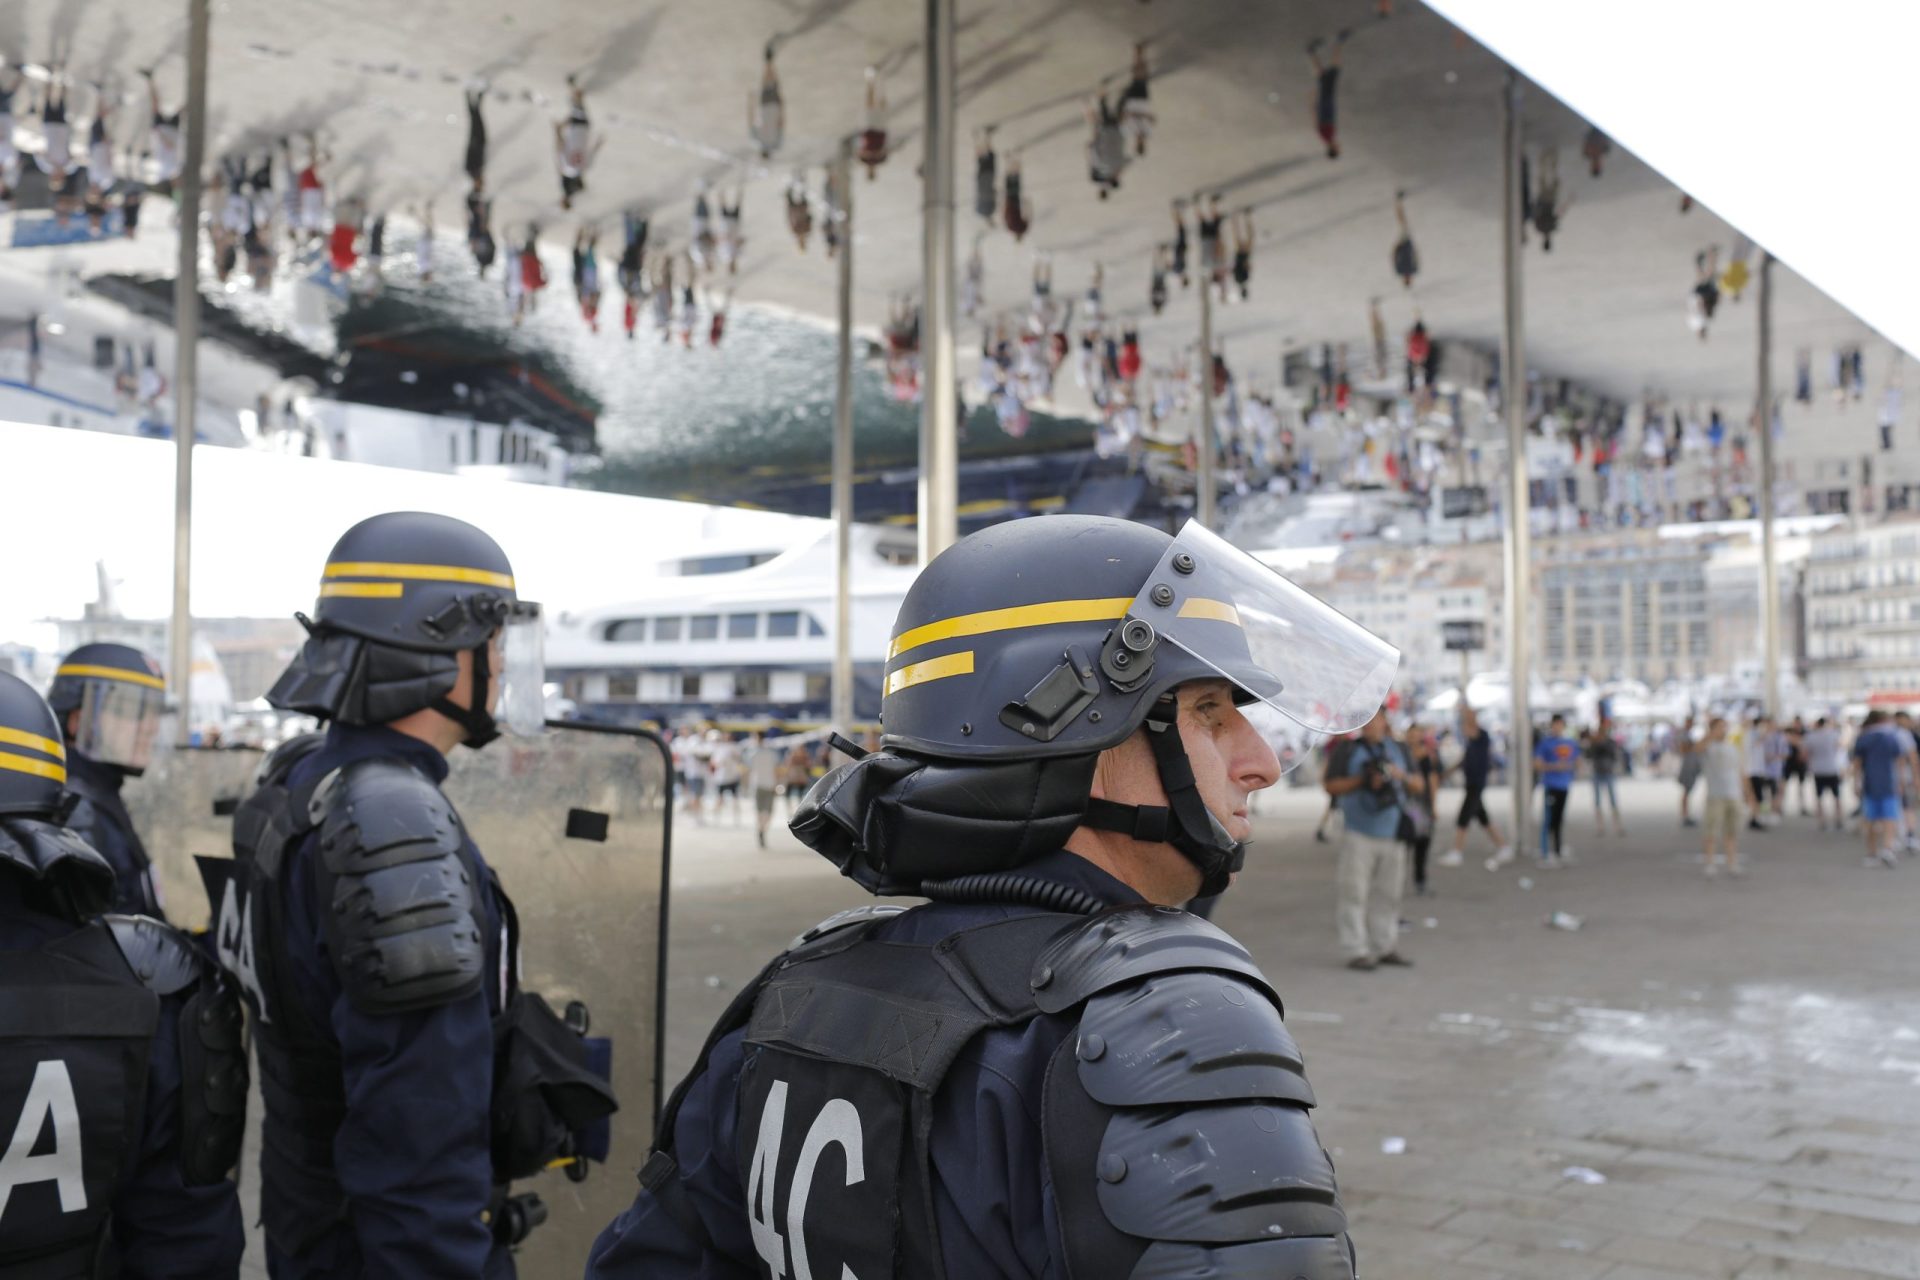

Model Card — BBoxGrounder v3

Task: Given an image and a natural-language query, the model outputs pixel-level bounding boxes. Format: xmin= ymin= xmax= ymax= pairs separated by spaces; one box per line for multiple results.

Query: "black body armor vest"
xmin=649 ymin=902 xmax=1355 ymax=1280
xmin=0 ymin=922 xmax=158 ymax=1279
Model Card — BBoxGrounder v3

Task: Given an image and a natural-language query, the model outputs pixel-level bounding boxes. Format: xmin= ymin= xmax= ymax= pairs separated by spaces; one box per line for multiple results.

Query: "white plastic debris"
xmin=1422 ymin=917 xmax=1439 ymax=929
xmin=1517 ymin=876 xmax=1534 ymax=890
xmin=1380 ymin=1137 xmax=1407 ymax=1155
xmin=1547 ymin=911 xmax=1583 ymax=931
xmin=1561 ymin=1166 xmax=1608 ymax=1185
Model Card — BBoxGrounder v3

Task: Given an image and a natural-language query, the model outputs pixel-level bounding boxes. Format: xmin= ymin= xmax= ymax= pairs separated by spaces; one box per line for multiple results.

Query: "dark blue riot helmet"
xmin=0 ymin=670 xmax=114 ymax=918
xmin=267 ymin=511 xmax=546 ymax=748
xmin=46 ymin=641 xmax=168 ymax=776
xmin=793 ymin=516 xmax=1398 ymax=897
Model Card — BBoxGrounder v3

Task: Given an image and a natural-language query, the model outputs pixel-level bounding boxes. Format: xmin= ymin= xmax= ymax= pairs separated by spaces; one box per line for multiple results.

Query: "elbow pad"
xmin=312 ymin=759 xmax=485 ymax=1015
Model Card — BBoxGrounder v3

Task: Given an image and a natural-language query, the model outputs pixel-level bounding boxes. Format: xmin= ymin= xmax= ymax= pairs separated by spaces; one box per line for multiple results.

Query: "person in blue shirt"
xmin=587 ymin=515 xmax=1396 ymax=1280
xmin=0 ymin=670 xmax=247 ymax=1278
xmin=1324 ymin=707 xmax=1418 ymax=969
xmin=1852 ymin=711 xmax=1915 ymax=869
xmin=1533 ymin=714 xmax=1580 ymax=866
xmin=43 ymin=643 xmax=169 ymax=917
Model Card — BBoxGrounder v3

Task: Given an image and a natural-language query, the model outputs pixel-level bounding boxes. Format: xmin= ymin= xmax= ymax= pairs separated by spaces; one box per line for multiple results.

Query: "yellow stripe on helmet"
xmin=54 ymin=663 xmax=166 ymax=690
xmin=889 ymin=598 xmax=1132 ymax=662
xmin=884 ymin=650 xmax=976 ymax=697
xmin=0 ymin=726 xmax=65 ymax=761
xmin=324 ymin=561 xmax=515 ymax=589
xmin=320 ymin=582 xmax=405 ymax=599
xmin=0 ymin=751 xmax=66 ymax=783
xmin=1177 ymin=597 xmax=1243 ymax=626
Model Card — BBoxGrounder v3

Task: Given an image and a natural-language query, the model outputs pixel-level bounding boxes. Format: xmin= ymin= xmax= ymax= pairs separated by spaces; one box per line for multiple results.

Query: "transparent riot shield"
xmin=444 ymin=720 xmax=671 ymax=1275
xmin=120 ymin=745 xmax=267 ymax=931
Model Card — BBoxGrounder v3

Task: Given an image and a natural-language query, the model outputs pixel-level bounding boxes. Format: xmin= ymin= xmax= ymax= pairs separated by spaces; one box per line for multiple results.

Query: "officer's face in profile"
xmin=1094 ymin=679 xmax=1282 ymax=854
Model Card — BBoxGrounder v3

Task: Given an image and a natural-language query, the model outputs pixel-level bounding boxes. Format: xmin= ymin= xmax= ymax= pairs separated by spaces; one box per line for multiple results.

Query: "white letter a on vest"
xmin=0 ymin=1060 xmax=88 ymax=1220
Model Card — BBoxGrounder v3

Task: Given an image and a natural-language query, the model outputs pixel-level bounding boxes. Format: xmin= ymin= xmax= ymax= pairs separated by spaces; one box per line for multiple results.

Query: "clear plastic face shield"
xmin=1124 ymin=522 xmax=1400 ymax=773
xmin=491 ymin=600 xmax=547 ymax=738
xmin=70 ymin=679 xmax=168 ymax=773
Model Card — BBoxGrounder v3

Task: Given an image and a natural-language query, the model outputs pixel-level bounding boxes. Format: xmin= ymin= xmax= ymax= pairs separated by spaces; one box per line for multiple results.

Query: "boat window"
xmin=728 ymin=613 xmax=760 ymax=640
xmin=608 ymin=674 xmax=639 ymax=699
xmin=606 ymin=618 xmax=650 ymax=642
xmin=655 ymin=616 xmax=684 ymax=642
xmin=807 ymin=614 xmax=826 ymax=637
xmin=690 ymin=614 xmax=721 ymax=641
xmin=679 ymin=673 xmax=702 ymax=700
xmin=735 ymin=672 xmax=771 ymax=699
xmin=767 ymin=611 xmax=801 ymax=639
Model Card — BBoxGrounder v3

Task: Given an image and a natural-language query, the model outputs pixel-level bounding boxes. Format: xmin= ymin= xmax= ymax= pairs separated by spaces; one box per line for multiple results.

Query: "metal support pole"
xmin=1756 ymin=252 xmax=1781 ymax=719
xmin=169 ymin=0 xmax=210 ymax=745
xmin=1197 ymin=244 xmax=1217 ymax=527
xmin=917 ymin=0 xmax=959 ymax=564
xmin=831 ymin=139 xmax=857 ymax=732
xmin=1499 ymin=72 xmax=1533 ymax=851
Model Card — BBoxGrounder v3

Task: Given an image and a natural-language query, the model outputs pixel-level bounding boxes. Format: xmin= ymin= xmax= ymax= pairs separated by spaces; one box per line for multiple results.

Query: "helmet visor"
xmin=494 ymin=602 xmax=547 ymax=738
xmin=1127 ymin=522 xmax=1399 ymax=737
xmin=71 ymin=680 xmax=167 ymax=772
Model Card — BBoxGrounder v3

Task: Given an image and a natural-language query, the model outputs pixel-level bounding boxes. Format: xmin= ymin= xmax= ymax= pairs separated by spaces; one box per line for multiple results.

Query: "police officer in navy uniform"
xmin=45 ymin=642 xmax=170 ymax=918
xmin=588 ymin=515 xmax=1399 ymax=1278
xmin=0 ymin=671 xmax=247 ymax=1278
xmin=213 ymin=510 xmax=548 ymax=1278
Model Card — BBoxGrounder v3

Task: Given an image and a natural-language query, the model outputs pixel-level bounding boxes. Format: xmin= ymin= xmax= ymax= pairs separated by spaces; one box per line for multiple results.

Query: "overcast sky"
xmin=0 ymin=424 xmax=821 ymax=651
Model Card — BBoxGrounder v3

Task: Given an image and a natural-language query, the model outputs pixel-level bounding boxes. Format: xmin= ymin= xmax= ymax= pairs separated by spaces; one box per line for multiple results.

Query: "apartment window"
xmin=805 ymin=673 xmax=831 ymax=703
xmin=728 ymin=613 xmax=759 ymax=640
xmin=606 ymin=618 xmax=650 ymax=642
xmin=655 ymin=616 xmax=684 ymax=642
xmin=608 ymin=674 xmax=638 ymax=699
xmin=734 ymin=672 xmax=771 ymax=699
xmin=767 ymin=611 xmax=802 ymax=639
xmin=679 ymin=673 xmax=702 ymax=700
xmin=690 ymin=614 xmax=720 ymax=641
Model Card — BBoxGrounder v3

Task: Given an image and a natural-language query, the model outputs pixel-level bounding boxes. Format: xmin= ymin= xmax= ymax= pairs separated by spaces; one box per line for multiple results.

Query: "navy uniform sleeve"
xmin=927 ymin=1017 xmax=1070 ymax=1280
xmin=587 ymin=1027 xmax=761 ymax=1279
xmin=111 ymin=991 xmax=245 ymax=1280
xmin=330 ymin=979 xmax=498 ymax=1273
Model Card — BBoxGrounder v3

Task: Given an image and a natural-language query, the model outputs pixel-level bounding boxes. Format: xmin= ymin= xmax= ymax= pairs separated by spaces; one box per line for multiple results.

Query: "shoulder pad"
xmin=314 ymin=757 xmax=463 ymax=872
xmin=1029 ymin=903 xmax=1279 ymax=1015
xmin=176 ymin=965 xmax=250 ymax=1184
xmin=105 ymin=913 xmax=211 ymax=996
xmin=314 ymin=758 xmax=484 ymax=1015
xmin=0 ymin=816 xmax=110 ymax=880
xmin=784 ymin=903 xmax=909 ymax=952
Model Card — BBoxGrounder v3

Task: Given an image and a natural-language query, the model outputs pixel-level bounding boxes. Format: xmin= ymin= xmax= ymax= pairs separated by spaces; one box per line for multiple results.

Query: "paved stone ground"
xmin=660 ymin=776 xmax=1920 ymax=1279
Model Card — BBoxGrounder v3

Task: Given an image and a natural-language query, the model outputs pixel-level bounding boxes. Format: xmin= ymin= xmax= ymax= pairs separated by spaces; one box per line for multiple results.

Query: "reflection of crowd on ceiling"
xmin=1 ymin=23 xmax=1894 ymax=518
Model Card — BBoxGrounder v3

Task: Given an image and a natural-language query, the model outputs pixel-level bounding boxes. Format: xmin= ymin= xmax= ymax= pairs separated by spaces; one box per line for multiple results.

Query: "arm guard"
xmin=312 ymin=759 xmax=485 ymax=1016
xmin=1037 ymin=906 xmax=1356 ymax=1280
xmin=105 ymin=914 xmax=250 ymax=1184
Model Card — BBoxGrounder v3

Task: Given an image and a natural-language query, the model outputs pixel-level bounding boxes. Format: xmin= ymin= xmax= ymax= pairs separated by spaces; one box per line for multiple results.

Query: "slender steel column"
xmin=1500 ymin=72 xmax=1533 ymax=850
xmin=1756 ymin=252 xmax=1781 ymax=718
xmin=917 ymin=0 xmax=959 ymax=563
xmin=1197 ymin=237 xmax=1217 ymax=527
xmin=169 ymin=0 xmax=210 ymax=744
xmin=832 ymin=139 xmax=857 ymax=731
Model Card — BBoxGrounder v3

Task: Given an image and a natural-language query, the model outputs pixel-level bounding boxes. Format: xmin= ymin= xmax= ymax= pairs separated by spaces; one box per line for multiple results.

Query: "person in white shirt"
xmin=1803 ymin=717 xmax=1847 ymax=832
xmin=1699 ymin=717 xmax=1749 ymax=877
xmin=554 ymin=73 xmax=602 ymax=212
xmin=1742 ymin=717 xmax=1773 ymax=831
xmin=708 ymin=731 xmax=743 ymax=824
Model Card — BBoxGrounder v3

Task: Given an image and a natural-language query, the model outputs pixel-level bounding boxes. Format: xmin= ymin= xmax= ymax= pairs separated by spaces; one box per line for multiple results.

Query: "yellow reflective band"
xmin=325 ymin=561 xmax=515 ymax=589
xmin=1177 ymin=598 xmax=1242 ymax=626
xmin=54 ymin=663 xmax=165 ymax=690
xmin=320 ymin=582 xmax=405 ymax=599
xmin=889 ymin=598 xmax=1132 ymax=662
xmin=884 ymin=650 xmax=975 ymax=697
xmin=0 ymin=751 xmax=65 ymax=783
xmin=0 ymin=726 xmax=65 ymax=761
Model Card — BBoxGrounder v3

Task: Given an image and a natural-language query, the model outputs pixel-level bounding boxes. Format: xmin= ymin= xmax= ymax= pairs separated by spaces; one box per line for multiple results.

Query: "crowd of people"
xmin=663 ymin=725 xmax=870 ymax=848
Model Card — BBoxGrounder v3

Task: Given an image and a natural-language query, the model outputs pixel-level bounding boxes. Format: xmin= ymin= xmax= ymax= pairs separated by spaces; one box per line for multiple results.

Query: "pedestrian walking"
xmin=1085 ymin=91 xmax=1127 ymax=199
xmin=1326 ymin=710 xmax=1414 ymax=970
xmin=1391 ymin=188 xmax=1418 ymax=288
xmin=747 ymin=731 xmax=780 ymax=848
xmin=857 ymin=66 xmax=889 ymax=178
xmin=1533 ymin=714 xmax=1579 ymax=866
xmin=750 ymin=42 xmax=784 ymax=158
xmin=1805 ymin=716 xmax=1847 ymax=831
xmin=784 ymin=171 xmax=813 ymax=250
xmin=1675 ymin=716 xmax=1703 ymax=826
xmin=1445 ymin=704 xmax=1510 ymax=868
xmin=1582 ymin=125 xmax=1611 ymax=177
xmin=1588 ymin=717 xmax=1626 ymax=837
xmin=1119 ymin=41 xmax=1155 ymax=156
xmin=1404 ymin=724 xmax=1440 ymax=896
xmin=1744 ymin=716 xmax=1774 ymax=831
xmin=1699 ymin=716 xmax=1747 ymax=877
xmin=554 ymin=73 xmax=603 ymax=211
xmin=972 ymin=125 xmax=996 ymax=223
xmin=1306 ymin=31 xmax=1348 ymax=159
xmin=1002 ymin=151 xmax=1030 ymax=241
xmin=1852 ymin=711 xmax=1911 ymax=868
xmin=1229 ymin=207 xmax=1254 ymax=302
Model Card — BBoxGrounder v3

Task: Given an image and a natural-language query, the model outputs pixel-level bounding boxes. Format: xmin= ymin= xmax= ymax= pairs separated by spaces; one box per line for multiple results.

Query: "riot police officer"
xmin=0 ymin=670 xmax=247 ymax=1277
xmin=209 ymin=510 xmax=555 ymax=1277
xmin=45 ymin=642 xmax=169 ymax=917
xmin=588 ymin=515 xmax=1400 ymax=1278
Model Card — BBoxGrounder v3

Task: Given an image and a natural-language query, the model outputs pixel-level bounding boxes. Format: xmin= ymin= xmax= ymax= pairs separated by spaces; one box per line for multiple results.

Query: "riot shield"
xmin=120 ymin=745 xmax=267 ymax=931
xmin=444 ymin=720 xmax=671 ymax=1274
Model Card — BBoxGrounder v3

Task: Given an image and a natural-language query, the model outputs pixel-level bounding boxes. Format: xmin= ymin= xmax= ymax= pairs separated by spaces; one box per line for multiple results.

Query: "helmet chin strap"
xmin=429 ymin=641 xmax=500 ymax=749
xmin=1079 ymin=699 xmax=1246 ymax=898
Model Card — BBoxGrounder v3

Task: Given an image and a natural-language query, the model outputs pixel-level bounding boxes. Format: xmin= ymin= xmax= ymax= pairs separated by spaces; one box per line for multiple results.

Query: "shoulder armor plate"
xmin=1029 ymin=903 xmax=1279 ymax=1015
xmin=105 ymin=913 xmax=210 ymax=996
xmin=0 ymin=815 xmax=112 ymax=881
xmin=313 ymin=758 xmax=483 ymax=1015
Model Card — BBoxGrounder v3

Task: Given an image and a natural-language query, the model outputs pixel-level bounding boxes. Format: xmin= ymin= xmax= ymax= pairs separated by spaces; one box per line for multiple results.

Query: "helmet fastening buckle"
xmin=1099 ymin=618 xmax=1157 ymax=693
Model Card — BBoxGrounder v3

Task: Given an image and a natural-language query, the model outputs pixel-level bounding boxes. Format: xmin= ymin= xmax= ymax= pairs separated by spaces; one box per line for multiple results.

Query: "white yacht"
xmin=546 ymin=524 xmax=921 ymax=728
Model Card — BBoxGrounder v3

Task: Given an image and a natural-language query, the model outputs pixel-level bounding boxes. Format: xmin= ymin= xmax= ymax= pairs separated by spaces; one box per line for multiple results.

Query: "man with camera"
xmin=1325 ymin=707 xmax=1417 ymax=970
